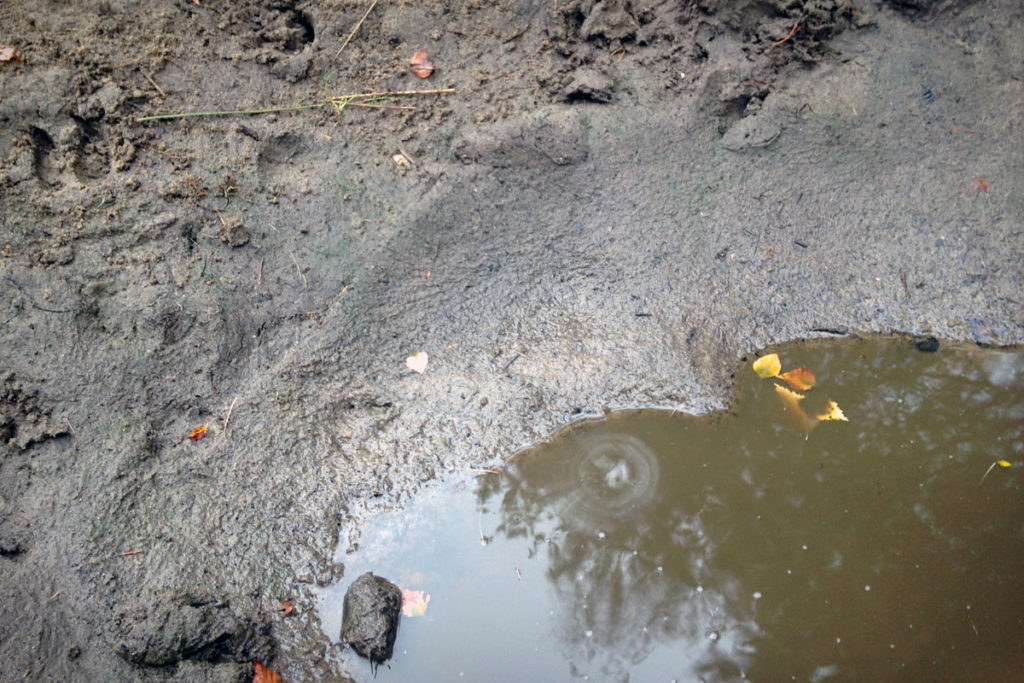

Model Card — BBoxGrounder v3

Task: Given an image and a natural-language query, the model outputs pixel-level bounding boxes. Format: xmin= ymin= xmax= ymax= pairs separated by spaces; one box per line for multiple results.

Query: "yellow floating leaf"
xmin=401 ymin=588 xmax=431 ymax=617
xmin=778 ymin=367 xmax=816 ymax=392
xmin=774 ymin=383 xmax=815 ymax=434
xmin=753 ymin=353 xmax=781 ymax=378
xmin=773 ymin=383 xmax=805 ymax=402
xmin=405 ymin=351 xmax=429 ymax=374
xmin=996 ymin=459 xmax=1011 ymax=468
xmin=816 ymin=400 xmax=848 ymax=422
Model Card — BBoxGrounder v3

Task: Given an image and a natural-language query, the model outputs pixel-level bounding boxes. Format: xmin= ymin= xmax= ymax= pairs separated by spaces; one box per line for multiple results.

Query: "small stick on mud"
xmin=144 ymin=72 xmax=166 ymax=98
xmin=222 ymin=395 xmax=239 ymax=436
xmin=290 ymin=254 xmax=308 ymax=289
xmin=117 ymin=550 xmax=144 ymax=557
xmin=256 ymin=257 xmax=264 ymax=289
xmin=336 ymin=0 xmax=382 ymax=58
xmin=773 ymin=22 xmax=801 ymax=47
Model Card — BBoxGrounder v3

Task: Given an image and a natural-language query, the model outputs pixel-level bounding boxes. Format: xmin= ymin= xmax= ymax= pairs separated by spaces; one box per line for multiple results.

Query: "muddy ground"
xmin=1 ymin=0 xmax=1021 ymax=680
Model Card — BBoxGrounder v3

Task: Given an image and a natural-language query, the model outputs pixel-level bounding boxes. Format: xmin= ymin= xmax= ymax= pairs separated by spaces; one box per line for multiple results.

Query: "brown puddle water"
xmin=319 ymin=340 xmax=1024 ymax=681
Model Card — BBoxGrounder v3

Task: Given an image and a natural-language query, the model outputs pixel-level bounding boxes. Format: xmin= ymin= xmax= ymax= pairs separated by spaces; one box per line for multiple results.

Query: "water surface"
xmin=320 ymin=339 xmax=1024 ymax=681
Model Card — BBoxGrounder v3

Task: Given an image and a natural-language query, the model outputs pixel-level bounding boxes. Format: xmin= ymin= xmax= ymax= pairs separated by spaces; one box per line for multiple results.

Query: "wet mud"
xmin=1 ymin=0 xmax=1021 ymax=680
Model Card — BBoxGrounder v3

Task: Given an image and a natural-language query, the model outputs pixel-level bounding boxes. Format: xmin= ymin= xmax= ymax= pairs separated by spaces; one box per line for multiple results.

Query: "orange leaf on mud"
xmin=253 ymin=661 xmax=283 ymax=683
xmin=187 ymin=425 xmax=208 ymax=440
xmin=278 ymin=600 xmax=294 ymax=617
xmin=0 ymin=45 xmax=24 ymax=63
xmin=753 ymin=353 xmax=781 ymax=379
xmin=778 ymin=367 xmax=816 ymax=391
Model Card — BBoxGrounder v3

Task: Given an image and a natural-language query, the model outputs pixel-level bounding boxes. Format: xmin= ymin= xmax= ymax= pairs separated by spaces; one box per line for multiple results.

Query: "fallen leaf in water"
xmin=278 ymin=600 xmax=294 ymax=617
xmin=815 ymin=400 xmax=848 ymax=422
xmin=774 ymin=385 xmax=847 ymax=434
xmin=253 ymin=661 xmax=283 ymax=683
xmin=406 ymin=351 xmax=429 ymax=374
xmin=410 ymin=49 xmax=434 ymax=78
xmin=0 ymin=45 xmax=23 ymax=63
xmin=773 ymin=384 xmax=815 ymax=432
xmin=996 ymin=459 xmax=1011 ymax=468
xmin=753 ymin=353 xmax=781 ymax=378
xmin=778 ymin=367 xmax=816 ymax=391
xmin=187 ymin=425 xmax=208 ymax=440
xmin=401 ymin=588 xmax=430 ymax=617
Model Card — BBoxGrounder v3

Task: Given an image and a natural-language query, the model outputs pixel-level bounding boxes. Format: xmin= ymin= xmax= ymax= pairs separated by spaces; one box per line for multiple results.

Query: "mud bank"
xmin=1 ymin=1 xmax=1021 ymax=680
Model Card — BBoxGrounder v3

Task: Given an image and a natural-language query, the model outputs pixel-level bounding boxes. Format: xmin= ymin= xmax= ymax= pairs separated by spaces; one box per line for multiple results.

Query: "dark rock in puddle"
xmin=109 ymin=590 xmax=273 ymax=668
xmin=915 ymin=337 xmax=940 ymax=352
xmin=342 ymin=572 xmax=402 ymax=667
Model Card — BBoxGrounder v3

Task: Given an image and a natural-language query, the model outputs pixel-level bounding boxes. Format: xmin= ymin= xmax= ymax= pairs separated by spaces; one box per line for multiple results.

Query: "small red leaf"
xmin=187 ymin=425 xmax=208 ymax=440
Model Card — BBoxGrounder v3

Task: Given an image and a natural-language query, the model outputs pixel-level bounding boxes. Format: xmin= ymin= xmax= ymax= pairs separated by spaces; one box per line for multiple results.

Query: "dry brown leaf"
xmin=278 ymin=600 xmax=294 ymax=617
xmin=0 ymin=45 xmax=24 ymax=63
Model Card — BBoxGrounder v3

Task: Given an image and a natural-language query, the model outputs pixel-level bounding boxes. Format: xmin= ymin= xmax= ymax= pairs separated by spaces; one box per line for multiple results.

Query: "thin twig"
xmin=977 ymin=461 xmax=997 ymax=488
xmin=348 ymin=102 xmax=417 ymax=111
xmin=773 ymin=22 xmax=801 ymax=47
xmin=118 ymin=550 xmax=144 ymax=557
xmin=144 ymin=72 xmax=167 ymax=98
xmin=290 ymin=254 xmax=308 ymax=289
xmin=223 ymin=395 xmax=239 ymax=435
xmin=336 ymin=0 xmax=382 ymax=58
xmin=137 ymin=88 xmax=453 ymax=123
xmin=137 ymin=102 xmax=326 ymax=122
xmin=332 ymin=87 xmax=455 ymax=100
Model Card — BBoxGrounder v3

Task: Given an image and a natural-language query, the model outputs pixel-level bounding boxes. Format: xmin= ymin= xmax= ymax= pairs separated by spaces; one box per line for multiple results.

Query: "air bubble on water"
xmin=836 ymin=637 xmax=841 ymax=644
xmin=585 ymin=630 xmax=593 ymax=638
xmin=696 ymin=585 xmax=704 ymax=593
xmin=753 ymin=591 xmax=762 ymax=600
xmin=597 ymin=531 xmax=605 ymax=539
xmin=657 ymin=566 xmax=663 ymax=572
xmin=787 ymin=569 xmax=792 ymax=575
xmin=707 ymin=630 xmax=721 ymax=642
xmin=890 ymin=643 xmax=895 ymax=649
xmin=865 ymin=585 xmax=871 ymax=591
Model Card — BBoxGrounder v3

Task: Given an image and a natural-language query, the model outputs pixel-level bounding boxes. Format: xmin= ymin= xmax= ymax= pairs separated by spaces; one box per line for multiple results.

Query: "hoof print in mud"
xmin=563 ymin=68 xmax=614 ymax=103
xmin=110 ymin=591 xmax=273 ymax=668
xmin=341 ymin=572 xmax=402 ymax=667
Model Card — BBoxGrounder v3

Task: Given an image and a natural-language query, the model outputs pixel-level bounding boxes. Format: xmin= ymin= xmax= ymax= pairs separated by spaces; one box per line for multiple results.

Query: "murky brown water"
xmin=320 ymin=339 xmax=1024 ymax=681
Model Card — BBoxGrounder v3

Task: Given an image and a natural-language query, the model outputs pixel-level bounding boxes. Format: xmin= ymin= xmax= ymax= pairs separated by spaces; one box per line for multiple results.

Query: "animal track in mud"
xmin=28 ymin=126 xmax=58 ymax=187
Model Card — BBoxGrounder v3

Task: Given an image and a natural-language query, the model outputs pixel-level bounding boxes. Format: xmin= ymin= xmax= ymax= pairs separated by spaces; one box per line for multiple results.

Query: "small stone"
xmin=341 ymin=573 xmax=402 ymax=668
xmin=915 ymin=337 xmax=939 ymax=353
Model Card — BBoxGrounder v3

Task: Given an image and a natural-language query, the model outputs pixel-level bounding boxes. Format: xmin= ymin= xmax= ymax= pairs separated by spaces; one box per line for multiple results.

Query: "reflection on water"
xmin=320 ymin=340 xmax=1024 ymax=681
